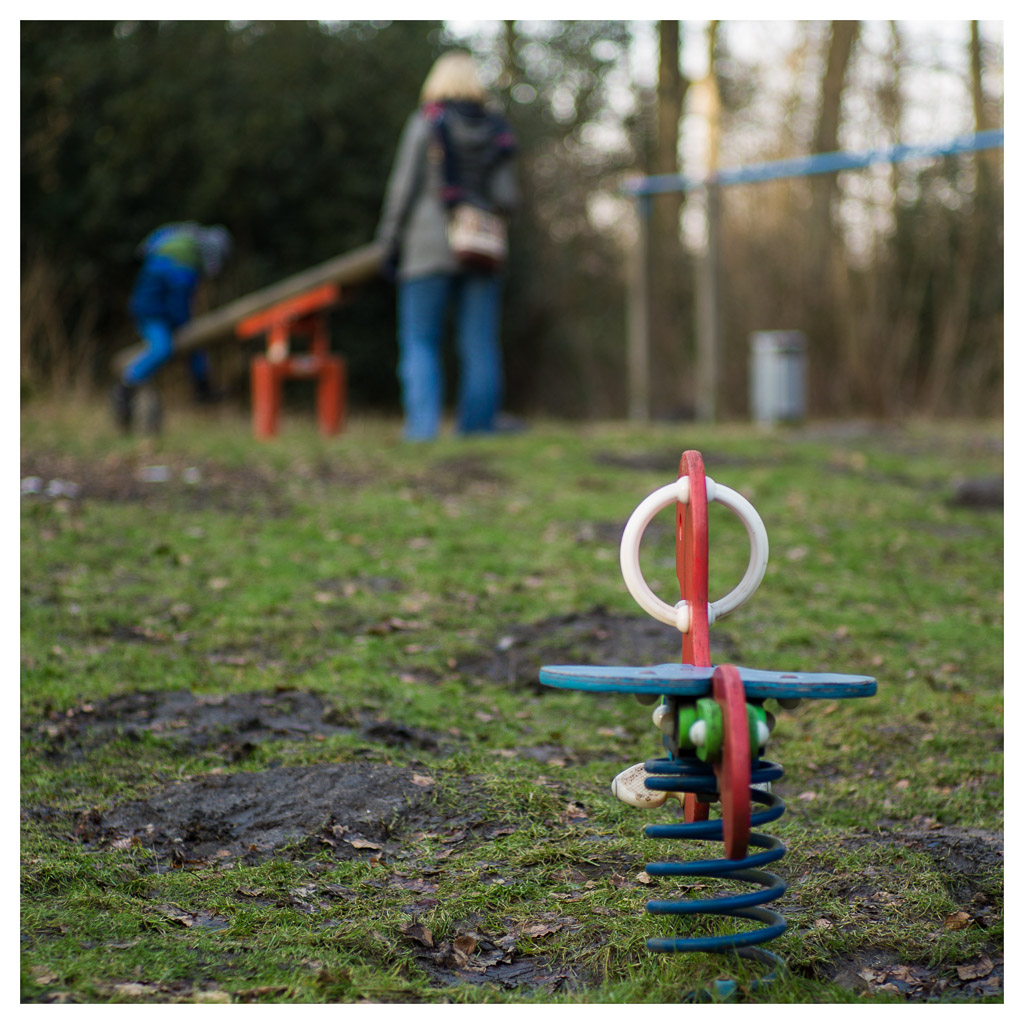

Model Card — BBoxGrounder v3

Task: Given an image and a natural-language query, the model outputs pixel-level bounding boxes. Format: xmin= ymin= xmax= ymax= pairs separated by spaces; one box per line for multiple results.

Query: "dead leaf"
xmin=945 ymin=911 xmax=972 ymax=931
xmin=114 ymin=982 xmax=153 ymax=997
xmin=636 ymin=871 xmax=653 ymax=885
xmin=154 ymin=903 xmax=195 ymax=927
xmin=194 ymin=991 xmax=231 ymax=1003
xmin=31 ymin=966 xmax=58 ymax=985
xmin=956 ymin=957 xmax=993 ymax=981
xmin=857 ymin=968 xmax=886 ymax=984
xmin=207 ymin=577 xmax=230 ymax=591
xmin=797 ymin=791 xmax=817 ymax=801
xmin=389 ymin=876 xmax=438 ymax=894
xmin=411 ymin=773 xmax=435 ymax=787
xmin=346 ymin=837 xmax=381 ymax=850
xmin=520 ymin=921 xmax=563 ymax=938
xmin=453 ymin=934 xmax=477 ymax=957
xmin=400 ymin=921 xmax=434 ymax=947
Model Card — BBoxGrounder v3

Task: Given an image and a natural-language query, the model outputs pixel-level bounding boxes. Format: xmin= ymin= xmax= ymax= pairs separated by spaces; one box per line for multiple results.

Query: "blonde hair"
xmin=420 ymin=51 xmax=488 ymax=104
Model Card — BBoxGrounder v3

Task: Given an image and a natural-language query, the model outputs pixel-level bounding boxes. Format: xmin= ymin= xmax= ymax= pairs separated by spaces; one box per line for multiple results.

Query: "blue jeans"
xmin=397 ymin=273 xmax=503 ymax=440
xmin=124 ymin=318 xmax=210 ymax=388
xmin=124 ymin=319 xmax=175 ymax=385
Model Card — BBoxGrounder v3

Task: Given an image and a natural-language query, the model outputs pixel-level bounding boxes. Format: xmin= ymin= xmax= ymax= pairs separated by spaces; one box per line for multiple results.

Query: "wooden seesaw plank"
xmin=111 ymin=241 xmax=384 ymax=373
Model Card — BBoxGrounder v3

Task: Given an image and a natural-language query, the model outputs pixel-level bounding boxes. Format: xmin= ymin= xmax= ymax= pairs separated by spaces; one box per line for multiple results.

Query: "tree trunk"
xmin=501 ymin=20 xmax=517 ymax=92
xmin=806 ymin=20 xmax=859 ymax=413
xmin=969 ymin=20 xmax=995 ymax=191
xmin=920 ymin=21 xmax=990 ymax=414
xmin=875 ymin=19 xmax=918 ymax=415
xmin=648 ymin=20 xmax=689 ymax=418
xmin=695 ymin=21 xmax=721 ymax=422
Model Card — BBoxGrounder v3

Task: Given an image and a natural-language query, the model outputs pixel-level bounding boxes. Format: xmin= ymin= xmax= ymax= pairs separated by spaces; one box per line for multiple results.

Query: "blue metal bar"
xmin=627 ymin=129 xmax=1004 ymax=196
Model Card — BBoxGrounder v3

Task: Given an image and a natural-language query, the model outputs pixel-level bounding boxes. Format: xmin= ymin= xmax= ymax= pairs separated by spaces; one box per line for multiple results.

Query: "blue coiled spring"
xmin=641 ymin=755 xmax=788 ymax=1000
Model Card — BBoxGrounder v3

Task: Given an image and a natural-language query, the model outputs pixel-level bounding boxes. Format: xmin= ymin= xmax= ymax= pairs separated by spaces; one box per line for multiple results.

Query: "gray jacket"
xmin=375 ymin=105 xmax=518 ymax=280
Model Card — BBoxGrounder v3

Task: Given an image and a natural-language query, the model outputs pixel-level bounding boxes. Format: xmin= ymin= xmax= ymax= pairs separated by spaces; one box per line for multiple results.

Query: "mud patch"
xmin=812 ymin=825 xmax=1003 ymax=1000
xmin=21 ymin=452 xmax=291 ymax=517
xmin=32 ymin=688 xmax=450 ymax=761
xmin=854 ymin=824 xmax=1003 ymax=900
xmin=948 ymin=476 xmax=1003 ymax=509
xmin=456 ymin=608 xmax=742 ymax=688
xmin=414 ymin=454 xmax=508 ymax=497
xmin=400 ymin=913 xmax=588 ymax=994
xmin=74 ymin=763 xmax=429 ymax=865
xmin=827 ymin=949 xmax=1003 ymax=1001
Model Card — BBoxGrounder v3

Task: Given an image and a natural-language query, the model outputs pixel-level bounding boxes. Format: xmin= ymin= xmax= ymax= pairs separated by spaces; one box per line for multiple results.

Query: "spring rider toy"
xmin=540 ymin=451 xmax=877 ymax=998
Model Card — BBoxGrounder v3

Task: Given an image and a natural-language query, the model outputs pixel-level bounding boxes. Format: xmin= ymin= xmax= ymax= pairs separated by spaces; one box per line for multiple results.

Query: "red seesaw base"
xmin=237 ymin=283 xmax=347 ymax=440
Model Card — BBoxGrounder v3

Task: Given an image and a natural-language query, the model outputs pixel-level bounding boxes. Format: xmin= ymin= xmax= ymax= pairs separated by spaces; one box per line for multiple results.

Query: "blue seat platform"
xmin=539 ymin=663 xmax=877 ymax=701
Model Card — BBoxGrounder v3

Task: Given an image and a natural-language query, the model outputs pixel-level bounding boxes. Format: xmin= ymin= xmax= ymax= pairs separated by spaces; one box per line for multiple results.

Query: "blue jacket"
xmin=129 ymin=225 xmax=203 ymax=327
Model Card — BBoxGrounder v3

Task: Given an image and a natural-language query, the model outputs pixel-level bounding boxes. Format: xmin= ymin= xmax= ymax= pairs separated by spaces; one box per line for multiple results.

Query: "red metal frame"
xmin=677 ymin=452 xmax=713 ymax=824
xmin=712 ymin=664 xmax=752 ymax=859
xmin=676 ymin=450 xmax=710 ymax=667
xmin=236 ymin=283 xmax=343 ymax=339
xmin=677 ymin=451 xmax=750 ymax=858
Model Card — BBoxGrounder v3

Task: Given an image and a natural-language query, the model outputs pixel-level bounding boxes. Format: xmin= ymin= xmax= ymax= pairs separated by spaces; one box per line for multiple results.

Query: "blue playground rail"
xmin=627 ymin=129 xmax=1004 ymax=196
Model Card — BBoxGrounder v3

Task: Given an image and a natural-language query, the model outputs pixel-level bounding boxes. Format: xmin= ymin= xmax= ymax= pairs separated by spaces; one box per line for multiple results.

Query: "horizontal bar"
xmin=628 ymin=129 xmax=1004 ymax=197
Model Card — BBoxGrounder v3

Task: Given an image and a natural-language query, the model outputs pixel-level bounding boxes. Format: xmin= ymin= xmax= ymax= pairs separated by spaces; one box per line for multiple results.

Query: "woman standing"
xmin=376 ymin=51 xmax=518 ymax=441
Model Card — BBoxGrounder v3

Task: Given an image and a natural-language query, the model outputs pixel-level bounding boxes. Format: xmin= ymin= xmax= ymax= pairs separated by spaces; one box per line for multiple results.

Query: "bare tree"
xmin=695 ymin=20 xmax=721 ymax=422
xmin=806 ymin=20 xmax=859 ymax=410
xmin=919 ymin=21 xmax=995 ymax=413
xmin=648 ymin=20 xmax=689 ymax=418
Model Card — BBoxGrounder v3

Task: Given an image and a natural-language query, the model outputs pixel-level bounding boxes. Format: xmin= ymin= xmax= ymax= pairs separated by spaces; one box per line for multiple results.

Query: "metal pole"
xmin=627 ymin=196 xmax=651 ymax=422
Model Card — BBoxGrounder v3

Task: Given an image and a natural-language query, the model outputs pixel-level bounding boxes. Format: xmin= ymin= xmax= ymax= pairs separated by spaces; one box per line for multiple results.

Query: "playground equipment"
xmin=540 ymin=451 xmax=877 ymax=999
xmin=238 ymin=283 xmax=346 ymax=439
xmin=111 ymin=243 xmax=382 ymax=433
xmin=624 ymin=130 xmax=1004 ymax=422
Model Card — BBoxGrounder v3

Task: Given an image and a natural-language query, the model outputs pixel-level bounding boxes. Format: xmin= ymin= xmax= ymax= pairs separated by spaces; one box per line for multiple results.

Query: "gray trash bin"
xmin=749 ymin=331 xmax=807 ymax=425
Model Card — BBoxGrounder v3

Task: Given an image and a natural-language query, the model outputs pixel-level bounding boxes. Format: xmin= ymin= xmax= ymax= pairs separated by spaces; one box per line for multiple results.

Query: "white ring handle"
xmin=618 ymin=475 xmax=769 ymax=632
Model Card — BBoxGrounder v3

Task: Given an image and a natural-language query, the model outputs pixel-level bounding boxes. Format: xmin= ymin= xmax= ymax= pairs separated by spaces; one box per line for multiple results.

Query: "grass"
xmin=20 ymin=399 xmax=1003 ymax=1003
